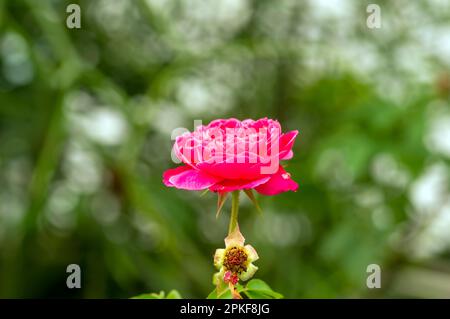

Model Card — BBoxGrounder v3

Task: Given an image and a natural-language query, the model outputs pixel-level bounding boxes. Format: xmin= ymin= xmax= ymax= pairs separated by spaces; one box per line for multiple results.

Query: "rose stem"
xmin=228 ymin=190 xmax=240 ymax=234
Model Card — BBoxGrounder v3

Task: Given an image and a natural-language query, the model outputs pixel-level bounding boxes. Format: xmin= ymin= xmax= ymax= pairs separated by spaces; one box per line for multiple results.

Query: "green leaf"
xmin=131 ymin=291 xmax=165 ymax=299
xmin=244 ymin=279 xmax=283 ymax=299
xmin=207 ymin=289 xmax=218 ymax=299
xmin=236 ymin=283 xmax=245 ymax=292
xmin=208 ymin=280 xmax=282 ymax=299
xmin=242 ymin=290 xmax=274 ymax=299
xmin=207 ymin=288 xmax=233 ymax=299
xmin=166 ymin=290 xmax=182 ymax=299
xmin=217 ymin=289 xmax=233 ymax=299
xmin=131 ymin=290 xmax=182 ymax=299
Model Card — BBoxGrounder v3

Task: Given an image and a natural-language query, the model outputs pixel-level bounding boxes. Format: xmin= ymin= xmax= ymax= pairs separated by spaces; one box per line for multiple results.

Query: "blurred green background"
xmin=1 ymin=0 xmax=450 ymax=298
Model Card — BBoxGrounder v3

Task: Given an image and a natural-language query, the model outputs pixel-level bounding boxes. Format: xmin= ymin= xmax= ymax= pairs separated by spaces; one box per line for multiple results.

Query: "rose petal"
xmin=214 ymin=248 xmax=225 ymax=269
xmin=255 ymin=166 xmax=298 ymax=196
xmin=239 ymin=264 xmax=258 ymax=281
xmin=209 ymin=175 xmax=271 ymax=192
xmin=245 ymin=244 xmax=259 ymax=263
xmin=162 ymin=165 xmax=192 ymax=187
xmin=213 ymin=269 xmax=224 ymax=285
xmin=281 ymin=150 xmax=293 ymax=160
xmin=197 ymin=159 xmax=264 ymax=180
xmin=163 ymin=166 xmax=222 ymax=190
xmin=225 ymin=226 xmax=245 ymax=247
xmin=279 ymin=130 xmax=298 ymax=160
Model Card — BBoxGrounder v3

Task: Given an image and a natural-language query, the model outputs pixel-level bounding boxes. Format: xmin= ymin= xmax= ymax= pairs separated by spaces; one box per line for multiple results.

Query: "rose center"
xmin=223 ymin=246 xmax=248 ymax=274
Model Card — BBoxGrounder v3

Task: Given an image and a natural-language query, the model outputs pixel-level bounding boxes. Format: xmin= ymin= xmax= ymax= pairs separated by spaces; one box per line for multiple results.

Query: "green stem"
xmin=228 ymin=191 xmax=240 ymax=234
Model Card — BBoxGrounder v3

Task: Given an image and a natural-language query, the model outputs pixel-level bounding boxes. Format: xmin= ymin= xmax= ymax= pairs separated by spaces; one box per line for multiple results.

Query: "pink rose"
xmin=163 ymin=118 xmax=298 ymax=195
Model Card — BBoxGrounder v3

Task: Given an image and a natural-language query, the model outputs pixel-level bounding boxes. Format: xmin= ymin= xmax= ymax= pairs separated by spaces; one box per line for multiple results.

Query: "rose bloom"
xmin=163 ymin=118 xmax=298 ymax=195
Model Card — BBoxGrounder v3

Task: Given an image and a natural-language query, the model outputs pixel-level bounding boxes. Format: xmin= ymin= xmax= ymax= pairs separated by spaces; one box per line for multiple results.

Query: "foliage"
xmin=207 ymin=279 xmax=283 ymax=299
xmin=132 ymin=290 xmax=182 ymax=299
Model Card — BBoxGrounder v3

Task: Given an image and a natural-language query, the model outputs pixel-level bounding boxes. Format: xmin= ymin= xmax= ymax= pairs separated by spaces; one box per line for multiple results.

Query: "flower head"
xmin=213 ymin=226 xmax=259 ymax=286
xmin=163 ymin=118 xmax=298 ymax=195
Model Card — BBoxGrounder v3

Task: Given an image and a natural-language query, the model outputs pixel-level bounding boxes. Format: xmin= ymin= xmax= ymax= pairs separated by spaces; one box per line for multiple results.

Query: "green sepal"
xmin=200 ymin=189 xmax=209 ymax=197
xmin=216 ymin=192 xmax=229 ymax=218
xmin=243 ymin=189 xmax=262 ymax=214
